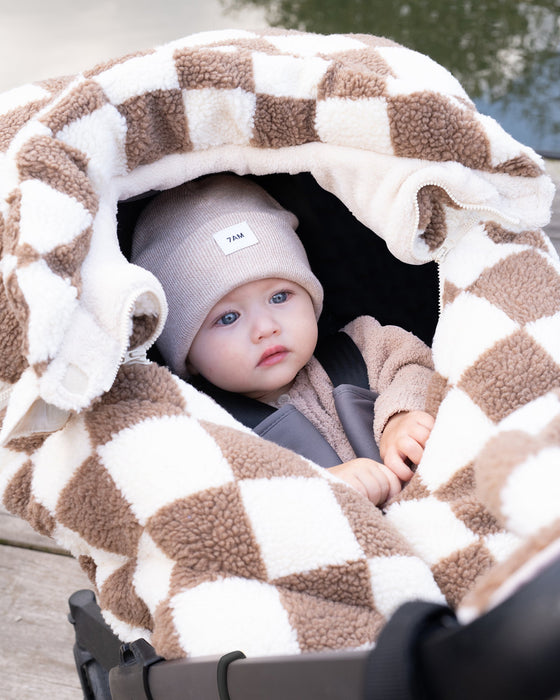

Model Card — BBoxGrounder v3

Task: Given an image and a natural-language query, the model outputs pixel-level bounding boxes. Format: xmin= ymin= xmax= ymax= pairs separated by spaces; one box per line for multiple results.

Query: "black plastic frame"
xmin=68 ymin=555 xmax=560 ymax=700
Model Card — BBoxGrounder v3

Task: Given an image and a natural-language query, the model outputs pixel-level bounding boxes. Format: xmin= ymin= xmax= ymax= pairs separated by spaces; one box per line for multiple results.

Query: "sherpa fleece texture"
xmin=0 ymin=28 xmax=558 ymax=658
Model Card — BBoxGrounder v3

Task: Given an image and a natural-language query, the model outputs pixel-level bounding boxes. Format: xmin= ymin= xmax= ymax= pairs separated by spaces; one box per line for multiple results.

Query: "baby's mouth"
xmin=258 ymin=345 xmax=289 ymax=367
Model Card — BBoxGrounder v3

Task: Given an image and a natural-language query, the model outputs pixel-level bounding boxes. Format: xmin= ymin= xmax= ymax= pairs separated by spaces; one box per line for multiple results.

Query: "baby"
xmin=132 ymin=174 xmax=435 ymax=506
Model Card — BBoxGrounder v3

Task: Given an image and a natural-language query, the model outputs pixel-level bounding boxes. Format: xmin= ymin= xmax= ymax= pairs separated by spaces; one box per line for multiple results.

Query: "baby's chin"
xmin=242 ymin=376 xmax=298 ymax=404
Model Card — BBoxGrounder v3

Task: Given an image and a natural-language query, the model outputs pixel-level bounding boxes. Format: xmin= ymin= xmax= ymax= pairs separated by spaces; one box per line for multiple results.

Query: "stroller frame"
xmin=69 ymin=553 xmax=560 ymax=700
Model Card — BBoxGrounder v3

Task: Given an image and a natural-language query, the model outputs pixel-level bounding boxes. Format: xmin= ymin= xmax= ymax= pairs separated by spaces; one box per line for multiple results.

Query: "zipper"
xmin=412 ymin=180 xmax=520 ymax=318
xmin=69 ymin=285 xmax=164 ymax=400
xmin=434 ymin=245 xmax=450 ymax=316
xmin=114 ymin=291 xmax=165 ymax=373
xmin=122 ymin=345 xmax=152 ymax=366
xmin=410 ymin=179 xmax=521 ymax=265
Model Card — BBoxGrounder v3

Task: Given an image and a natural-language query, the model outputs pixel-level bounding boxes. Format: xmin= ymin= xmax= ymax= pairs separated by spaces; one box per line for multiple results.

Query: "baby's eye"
xmin=216 ymin=311 xmax=239 ymax=326
xmin=270 ymin=291 xmax=289 ymax=304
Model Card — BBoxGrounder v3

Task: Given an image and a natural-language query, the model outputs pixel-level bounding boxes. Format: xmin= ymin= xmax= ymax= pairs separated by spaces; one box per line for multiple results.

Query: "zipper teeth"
xmin=434 ymin=242 xmax=451 ymax=317
xmin=415 ymin=180 xmax=522 ymax=218
xmin=436 ymin=256 xmax=446 ymax=316
xmin=411 ymin=180 xmax=521 ymax=260
xmin=413 ymin=180 xmax=520 ymax=318
xmin=119 ymin=298 xmax=137 ymax=364
xmin=114 ymin=294 xmax=164 ymax=375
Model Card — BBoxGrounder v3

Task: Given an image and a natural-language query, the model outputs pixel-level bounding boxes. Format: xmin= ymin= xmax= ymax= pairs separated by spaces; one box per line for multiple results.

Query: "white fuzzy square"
xmin=526 ymin=312 xmax=560 ymax=367
xmin=368 ymin=555 xmax=445 ymax=617
xmin=95 ymin=46 xmax=180 ymax=105
xmin=0 ymin=83 xmax=50 ymax=116
xmin=432 ymin=292 xmax=519 ymax=385
xmin=380 ymin=46 xmax=468 ymax=100
xmin=16 ymin=259 xmax=79 ymax=365
xmin=499 ymin=391 xmax=560 ymax=436
xmin=502 ymin=447 xmax=560 ymax=536
xmin=385 ymin=497 xmax=478 ymax=565
xmin=239 ymin=476 xmax=363 ymax=580
xmin=483 ymin=531 xmax=522 ymax=564
xmin=265 ymin=33 xmax=366 ymax=57
xmin=440 ymin=225 xmax=527 ymax=290
xmin=316 ymin=97 xmax=392 ymax=154
xmin=183 ymin=87 xmax=255 ymax=150
xmin=417 ymin=388 xmax=496 ymax=492
xmin=58 ymin=103 xmax=128 ymax=181
xmin=171 ymin=577 xmax=300 ymax=657
xmin=252 ymin=53 xmax=330 ymax=99
xmin=432 ymin=290 xmax=519 ymax=385
xmin=476 ymin=113 xmax=539 ymax=169
xmin=36 ymin=304 xmax=122 ymax=410
xmin=97 ymin=415 xmax=234 ymax=524
xmin=134 ymin=532 xmax=175 ymax=612
xmin=31 ymin=417 xmax=92 ymax=512
xmin=18 ymin=179 xmax=93 ymax=255
xmin=174 ymin=29 xmax=258 ymax=50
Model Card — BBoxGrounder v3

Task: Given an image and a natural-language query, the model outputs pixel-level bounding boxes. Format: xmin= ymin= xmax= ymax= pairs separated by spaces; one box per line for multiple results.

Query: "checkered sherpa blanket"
xmin=0 ymin=28 xmax=558 ymax=658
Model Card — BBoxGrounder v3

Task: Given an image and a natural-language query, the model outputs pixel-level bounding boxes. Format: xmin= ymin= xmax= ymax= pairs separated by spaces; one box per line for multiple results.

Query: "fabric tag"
xmin=213 ymin=221 xmax=258 ymax=255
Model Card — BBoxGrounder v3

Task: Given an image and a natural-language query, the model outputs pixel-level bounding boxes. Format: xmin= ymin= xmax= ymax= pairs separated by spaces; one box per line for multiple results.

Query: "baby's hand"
xmin=328 ymin=458 xmax=402 ymax=506
xmin=379 ymin=410 xmax=435 ymax=482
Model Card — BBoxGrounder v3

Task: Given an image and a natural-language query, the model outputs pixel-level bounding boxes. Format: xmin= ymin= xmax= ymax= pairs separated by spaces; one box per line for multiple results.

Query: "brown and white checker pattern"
xmin=0 ymin=29 xmax=557 ymax=656
xmin=0 ymin=29 xmax=551 ymax=425
xmin=0 ymin=363 xmax=445 ymax=657
xmin=385 ymin=219 xmax=560 ymax=615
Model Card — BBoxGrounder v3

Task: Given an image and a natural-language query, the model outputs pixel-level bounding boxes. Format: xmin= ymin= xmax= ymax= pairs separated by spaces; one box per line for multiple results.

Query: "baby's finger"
xmin=383 ymin=449 xmax=415 ymax=481
xmin=378 ymin=464 xmax=403 ymax=502
xmin=408 ymin=421 xmax=433 ymax=448
xmin=397 ymin=435 xmax=425 ymax=466
xmin=357 ymin=468 xmax=390 ymax=505
xmin=414 ymin=412 xmax=435 ymax=429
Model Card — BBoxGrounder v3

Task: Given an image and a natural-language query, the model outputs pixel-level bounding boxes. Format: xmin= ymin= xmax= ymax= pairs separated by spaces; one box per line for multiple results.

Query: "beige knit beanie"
xmin=131 ymin=174 xmax=323 ymax=377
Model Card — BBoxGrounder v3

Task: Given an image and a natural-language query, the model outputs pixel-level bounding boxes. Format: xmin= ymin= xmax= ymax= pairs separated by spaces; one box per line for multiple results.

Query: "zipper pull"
xmin=122 ymin=347 xmax=151 ymax=366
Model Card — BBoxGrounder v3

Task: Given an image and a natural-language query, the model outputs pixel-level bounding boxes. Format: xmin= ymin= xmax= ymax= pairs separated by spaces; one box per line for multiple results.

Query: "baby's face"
xmin=187 ymin=278 xmax=318 ymax=403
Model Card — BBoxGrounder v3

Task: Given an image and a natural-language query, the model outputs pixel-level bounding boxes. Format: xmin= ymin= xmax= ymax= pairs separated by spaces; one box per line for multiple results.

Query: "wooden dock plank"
xmin=0 ymin=543 xmax=91 ymax=700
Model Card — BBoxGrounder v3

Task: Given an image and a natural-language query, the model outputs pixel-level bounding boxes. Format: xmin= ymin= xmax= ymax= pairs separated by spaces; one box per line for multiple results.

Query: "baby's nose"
xmin=252 ymin=314 xmax=280 ymax=341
